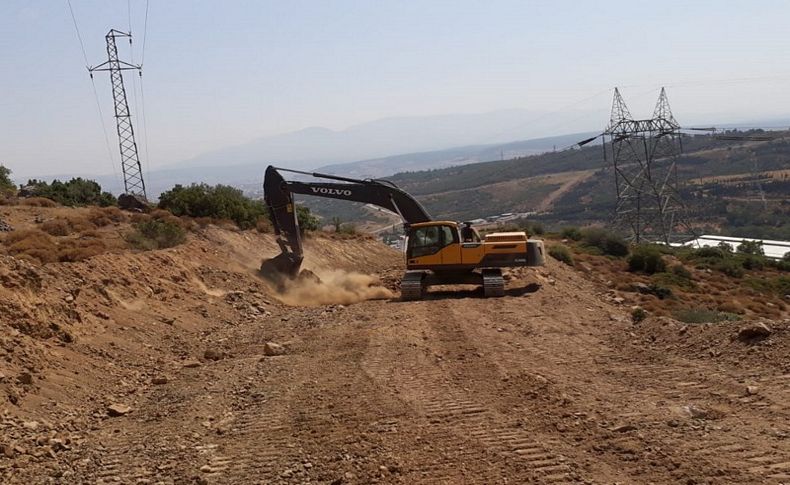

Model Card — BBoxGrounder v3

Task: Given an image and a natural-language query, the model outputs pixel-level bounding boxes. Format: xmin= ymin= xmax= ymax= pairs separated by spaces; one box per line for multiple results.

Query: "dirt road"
xmin=1 ymin=218 xmax=788 ymax=484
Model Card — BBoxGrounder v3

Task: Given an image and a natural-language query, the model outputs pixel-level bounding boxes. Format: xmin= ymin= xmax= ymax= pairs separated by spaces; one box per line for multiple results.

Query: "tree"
xmin=24 ymin=178 xmax=116 ymax=206
xmin=737 ymin=240 xmax=764 ymax=256
xmin=158 ymin=183 xmax=266 ymax=230
xmin=0 ymin=165 xmax=14 ymax=195
xmin=296 ymin=205 xmax=319 ymax=232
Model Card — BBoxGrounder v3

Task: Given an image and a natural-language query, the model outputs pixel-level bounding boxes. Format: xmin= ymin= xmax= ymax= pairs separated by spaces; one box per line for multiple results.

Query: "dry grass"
xmin=20 ymin=197 xmax=57 ymax=207
xmin=87 ymin=206 xmax=127 ymax=227
xmin=2 ymin=229 xmax=58 ymax=264
xmin=41 ymin=218 xmax=72 ymax=236
xmin=58 ymin=237 xmax=109 ymax=262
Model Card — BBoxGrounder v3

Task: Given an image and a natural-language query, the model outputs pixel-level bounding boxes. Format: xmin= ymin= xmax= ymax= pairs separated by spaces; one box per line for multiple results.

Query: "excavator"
xmin=261 ymin=165 xmax=545 ymax=300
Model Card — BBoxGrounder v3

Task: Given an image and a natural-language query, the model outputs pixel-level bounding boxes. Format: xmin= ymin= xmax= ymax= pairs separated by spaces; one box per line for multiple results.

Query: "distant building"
xmin=681 ymin=235 xmax=790 ymax=260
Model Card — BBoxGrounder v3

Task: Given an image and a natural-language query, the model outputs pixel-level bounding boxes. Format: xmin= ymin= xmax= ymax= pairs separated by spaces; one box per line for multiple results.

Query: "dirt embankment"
xmin=0 ymin=205 xmax=788 ymax=484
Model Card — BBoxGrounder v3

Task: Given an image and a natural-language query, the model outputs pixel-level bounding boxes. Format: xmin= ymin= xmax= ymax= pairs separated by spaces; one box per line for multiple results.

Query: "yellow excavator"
xmin=261 ymin=165 xmax=544 ymax=299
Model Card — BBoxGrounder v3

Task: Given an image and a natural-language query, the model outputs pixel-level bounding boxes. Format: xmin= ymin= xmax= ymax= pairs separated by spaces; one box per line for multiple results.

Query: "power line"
xmin=66 ymin=0 xmax=89 ymax=67
xmin=141 ymin=0 xmax=150 ymax=66
xmin=65 ymin=0 xmax=122 ymax=188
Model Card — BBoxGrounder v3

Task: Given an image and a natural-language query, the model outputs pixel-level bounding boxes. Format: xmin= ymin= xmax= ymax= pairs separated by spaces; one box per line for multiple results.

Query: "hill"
xmin=303 ymin=130 xmax=790 ymax=239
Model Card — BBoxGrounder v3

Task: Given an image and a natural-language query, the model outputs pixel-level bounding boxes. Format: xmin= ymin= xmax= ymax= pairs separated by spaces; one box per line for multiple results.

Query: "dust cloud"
xmin=274 ymin=269 xmax=394 ymax=306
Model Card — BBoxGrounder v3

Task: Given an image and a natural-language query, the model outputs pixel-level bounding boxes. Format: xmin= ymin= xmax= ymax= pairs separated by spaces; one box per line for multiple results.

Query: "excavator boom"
xmin=262 ymin=165 xmax=431 ymax=279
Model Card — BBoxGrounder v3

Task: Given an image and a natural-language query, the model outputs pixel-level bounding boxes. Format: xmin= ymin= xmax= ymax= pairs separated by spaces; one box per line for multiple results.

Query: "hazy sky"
xmin=2 ymin=0 xmax=790 ymax=179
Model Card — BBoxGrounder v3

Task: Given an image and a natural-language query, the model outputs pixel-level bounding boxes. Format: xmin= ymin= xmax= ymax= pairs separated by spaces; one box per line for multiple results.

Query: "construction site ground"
xmin=0 ymin=206 xmax=788 ymax=484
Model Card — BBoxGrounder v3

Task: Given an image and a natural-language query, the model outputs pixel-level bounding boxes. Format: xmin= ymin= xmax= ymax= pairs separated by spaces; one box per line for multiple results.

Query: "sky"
xmin=2 ymin=0 xmax=790 ymax=180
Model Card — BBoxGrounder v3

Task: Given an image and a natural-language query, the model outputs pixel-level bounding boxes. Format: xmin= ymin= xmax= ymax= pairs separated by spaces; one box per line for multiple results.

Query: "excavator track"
xmin=482 ymin=268 xmax=505 ymax=298
xmin=401 ymin=271 xmax=426 ymax=301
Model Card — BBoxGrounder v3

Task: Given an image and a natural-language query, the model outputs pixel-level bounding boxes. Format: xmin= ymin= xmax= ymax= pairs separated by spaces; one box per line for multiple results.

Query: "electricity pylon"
xmin=603 ymin=88 xmax=689 ymax=243
xmin=89 ymin=29 xmax=147 ymax=203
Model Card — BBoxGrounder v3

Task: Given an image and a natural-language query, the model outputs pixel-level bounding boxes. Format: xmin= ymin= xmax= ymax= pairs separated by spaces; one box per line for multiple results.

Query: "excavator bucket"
xmin=259 ymin=251 xmax=302 ymax=284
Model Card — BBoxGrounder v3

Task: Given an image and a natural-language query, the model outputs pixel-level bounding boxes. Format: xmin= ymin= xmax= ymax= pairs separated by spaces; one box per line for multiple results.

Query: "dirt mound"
xmin=623 ymin=315 xmax=790 ymax=370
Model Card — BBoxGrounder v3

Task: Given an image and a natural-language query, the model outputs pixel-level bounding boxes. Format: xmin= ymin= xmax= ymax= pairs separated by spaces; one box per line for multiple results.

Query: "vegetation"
xmin=579 ymin=228 xmax=629 ymax=257
xmin=127 ymin=219 xmax=187 ymax=250
xmin=296 ymin=205 xmax=319 ymax=232
xmin=24 ymin=178 xmax=116 ymax=207
xmin=627 ymin=245 xmax=667 ymax=274
xmin=631 ymin=307 xmax=647 ymax=324
xmin=0 ymin=165 xmax=14 ymax=195
xmin=560 ymin=226 xmax=583 ymax=241
xmin=736 ymin=240 xmax=764 ymax=256
xmin=672 ymin=308 xmax=741 ymax=324
xmin=158 ymin=184 xmax=266 ymax=230
xmin=548 ymin=244 xmax=574 ymax=266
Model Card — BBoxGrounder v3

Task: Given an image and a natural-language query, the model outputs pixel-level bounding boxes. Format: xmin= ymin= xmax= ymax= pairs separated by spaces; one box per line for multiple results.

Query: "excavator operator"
xmin=461 ymin=222 xmax=479 ymax=243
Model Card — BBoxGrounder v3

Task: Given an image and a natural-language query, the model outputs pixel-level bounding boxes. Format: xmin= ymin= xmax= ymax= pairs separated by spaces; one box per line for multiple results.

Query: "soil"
xmin=0 ymin=206 xmax=788 ymax=484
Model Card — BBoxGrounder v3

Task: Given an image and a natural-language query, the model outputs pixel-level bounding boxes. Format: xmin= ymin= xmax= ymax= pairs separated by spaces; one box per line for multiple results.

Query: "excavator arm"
xmin=262 ymin=165 xmax=431 ymax=278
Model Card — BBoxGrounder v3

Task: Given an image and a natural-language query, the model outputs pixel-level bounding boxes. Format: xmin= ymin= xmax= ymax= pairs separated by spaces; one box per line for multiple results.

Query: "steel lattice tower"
xmin=89 ymin=30 xmax=146 ymax=200
xmin=603 ymin=88 xmax=687 ymax=243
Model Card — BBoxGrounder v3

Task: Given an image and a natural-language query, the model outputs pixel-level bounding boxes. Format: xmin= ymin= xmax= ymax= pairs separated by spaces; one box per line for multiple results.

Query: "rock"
xmin=679 ymin=325 xmax=688 ymax=335
xmin=0 ymin=371 xmax=5 ymax=382
xmin=744 ymin=385 xmax=759 ymax=396
xmin=633 ymin=282 xmax=651 ymax=294
xmin=611 ymin=424 xmax=637 ymax=433
xmin=17 ymin=372 xmax=34 ymax=385
xmin=612 ymin=297 xmax=625 ymax=304
xmin=263 ymin=342 xmax=286 ymax=356
xmin=2 ymin=443 xmax=15 ymax=458
xmin=22 ymin=421 xmax=39 ymax=430
xmin=107 ymin=404 xmax=132 ymax=417
xmin=64 ymin=294 xmax=74 ymax=303
xmin=738 ymin=322 xmax=771 ymax=342
xmin=152 ymin=376 xmax=169 ymax=385
xmin=685 ymin=404 xmax=708 ymax=419
xmin=182 ymin=360 xmax=202 ymax=368
xmin=95 ymin=311 xmax=111 ymax=320
xmin=203 ymin=349 xmax=224 ymax=361
xmin=578 ymin=263 xmax=593 ymax=273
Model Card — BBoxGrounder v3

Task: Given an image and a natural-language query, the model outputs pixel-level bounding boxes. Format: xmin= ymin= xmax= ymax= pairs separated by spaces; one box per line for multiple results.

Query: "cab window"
xmin=408 ymin=225 xmax=457 ymax=258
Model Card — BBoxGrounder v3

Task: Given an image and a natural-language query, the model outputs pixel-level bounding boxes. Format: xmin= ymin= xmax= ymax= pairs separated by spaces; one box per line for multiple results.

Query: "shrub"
xmin=690 ymin=246 xmax=725 ymax=259
xmin=0 ymin=166 xmax=15 ymax=195
xmin=2 ymin=229 xmax=58 ymax=264
xmin=652 ymin=271 xmax=695 ymax=290
xmin=87 ymin=207 xmax=126 ymax=227
xmin=41 ymin=218 xmax=72 ymax=237
xmin=527 ymin=222 xmax=545 ymax=236
xmin=255 ymin=216 xmax=272 ymax=233
xmin=737 ymin=240 xmax=764 ymax=256
xmin=336 ymin=223 xmax=359 ymax=236
xmin=647 ymin=283 xmax=673 ymax=299
xmin=296 ymin=205 xmax=319 ymax=232
xmin=672 ymin=308 xmax=741 ymax=324
xmin=671 ymin=264 xmax=692 ymax=280
xmin=715 ymin=259 xmax=744 ymax=278
xmin=20 ymin=197 xmax=57 ymax=208
xmin=158 ymin=183 xmax=266 ymax=230
xmin=741 ymin=255 xmax=765 ymax=271
xmin=717 ymin=241 xmax=733 ymax=253
xmin=581 ymin=228 xmax=629 ymax=257
xmin=560 ymin=226 xmax=583 ymax=241
xmin=23 ymin=178 xmax=116 ymax=207
xmin=631 ymin=307 xmax=647 ymax=324
xmin=628 ymin=245 xmax=667 ymax=274
xmin=126 ymin=219 xmax=186 ymax=250
xmin=548 ymin=244 xmax=574 ymax=266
